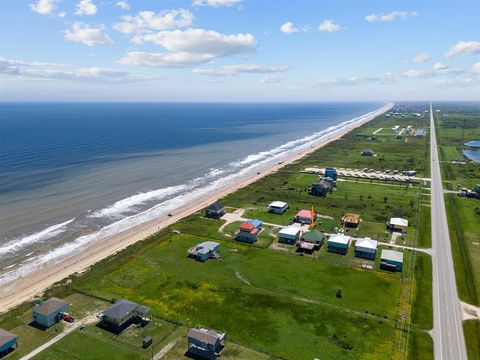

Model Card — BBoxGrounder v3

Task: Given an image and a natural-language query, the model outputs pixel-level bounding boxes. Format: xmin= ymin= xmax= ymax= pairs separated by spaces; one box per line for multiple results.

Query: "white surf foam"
xmin=0 ymin=218 xmax=75 ymax=256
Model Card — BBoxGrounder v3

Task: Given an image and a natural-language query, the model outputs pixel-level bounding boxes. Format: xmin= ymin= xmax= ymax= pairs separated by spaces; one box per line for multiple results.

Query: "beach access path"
xmin=0 ymin=103 xmax=394 ymax=314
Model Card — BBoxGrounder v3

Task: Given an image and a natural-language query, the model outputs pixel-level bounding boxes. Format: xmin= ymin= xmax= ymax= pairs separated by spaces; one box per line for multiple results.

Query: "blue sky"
xmin=1 ymin=0 xmax=479 ymax=101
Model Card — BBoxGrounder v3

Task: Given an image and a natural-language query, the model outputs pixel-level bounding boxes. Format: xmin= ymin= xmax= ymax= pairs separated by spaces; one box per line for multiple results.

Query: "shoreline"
xmin=0 ymin=102 xmax=394 ymax=314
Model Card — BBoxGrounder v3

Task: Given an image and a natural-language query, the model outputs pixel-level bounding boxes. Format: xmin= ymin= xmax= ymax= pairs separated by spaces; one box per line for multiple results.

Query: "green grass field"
xmin=0 ymin=107 xmax=434 ymax=360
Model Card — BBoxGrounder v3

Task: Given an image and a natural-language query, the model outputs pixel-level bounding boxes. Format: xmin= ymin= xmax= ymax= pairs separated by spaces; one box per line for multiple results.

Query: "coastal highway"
xmin=430 ymin=103 xmax=467 ymax=360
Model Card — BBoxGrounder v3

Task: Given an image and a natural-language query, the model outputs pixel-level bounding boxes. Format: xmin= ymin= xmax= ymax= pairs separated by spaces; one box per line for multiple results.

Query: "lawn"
xmin=463 ymin=320 xmax=480 ymax=360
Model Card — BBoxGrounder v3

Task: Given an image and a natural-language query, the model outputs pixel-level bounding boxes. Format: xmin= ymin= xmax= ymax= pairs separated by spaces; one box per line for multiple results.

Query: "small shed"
xmin=188 ymin=241 xmax=220 ymax=261
xmin=142 ymin=336 xmax=153 ymax=349
xmin=32 ymin=297 xmax=69 ymax=328
xmin=278 ymin=225 xmax=301 ymax=245
xmin=187 ymin=328 xmax=226 ymax=360
xmin=361 ymin=149 xmax=375 ymax=156
xmin=0 ymin=329 xmax=17 ymax=356
xmin=268 ymin=201 xmax=288 ymax=214
xmin=355 ymin=237 xmax=378 ymax=260
xmin=295 ymin=210 xmax=315 ymax=225
xmin=341 ymin=213 xmax=360 ymax=228
xmin=380 ymin=249 xmax=404 ymax=272
xmin=327 ymin=234 xmax=351 ymax=255
xmin=205 ymin=203 xmax=226 ymax=219
xmin=387 ymin=218 xmax=408 ymax=233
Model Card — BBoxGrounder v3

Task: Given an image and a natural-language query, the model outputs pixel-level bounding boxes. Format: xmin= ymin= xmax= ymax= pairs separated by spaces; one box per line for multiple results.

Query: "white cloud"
xmin=0 ymin=57 xmax=159 ymax=82
xmin=75 ymin=0 xmax=97 ymax=15
xmin=64 ymin=23 xmax=113 ymax=46
xmin=280 ymin=22 xmax=299 ymax=34
xmin=192 ymin=64 xmax=289 ymax=76
xmin=445 ymin=41 xmax=480 ymax=57
xmin=318 ymin=20 xmax=341 ymax=33
xmin=120 ymin=28 xmax=256 ymax=67
xmin=58 ymin=11 xmax=66 ymax=18
xmin=410 ymin=54 xmax=431 ymax=63
xmin=433 ymin=62 xmax=448 ymax=71
xmin=365 ymin=11 xmax=418 ymax=22
xmin=260 ymin=76 xmax=285 ymax=83
xmin=113 ymin=9 xmax=193 ymax=35
xmin=432 ymin=62 xmax=464 ymax=75
xmin=403 ymin=69 xmax=426 ymax=78
xmin=472 ymin=63 xmax=480 ymax=74
xmin=192 ymin=0 xmax=241 ymax=7
xmin=116 ymin=1 xmax=129 ymax=10
xmin=29 ymin=0 xmax=57 ymax=15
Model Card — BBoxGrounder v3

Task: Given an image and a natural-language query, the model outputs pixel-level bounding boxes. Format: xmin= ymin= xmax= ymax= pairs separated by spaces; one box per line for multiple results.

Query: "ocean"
xmin=0 ymin=102 xmax=385 ymax=283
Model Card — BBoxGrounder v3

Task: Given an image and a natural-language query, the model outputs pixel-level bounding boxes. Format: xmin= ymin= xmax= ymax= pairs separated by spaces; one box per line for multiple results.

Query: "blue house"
xmin=188 ymin=241 xmax=220 ymax=262
xmin=0 ymin=329 xmax=17 ymax=356
xmin=327 ymin=234 xmax=351 ymax=255
xmin=32 ymin=297 xmax=69 ymax=328
xmin=380 ymin=249 xmax=404 ymax=272
xmin=205 ymin=203 xmax=226 ymax=219
xmin=325 ymin=167 xmax=337 ymax=181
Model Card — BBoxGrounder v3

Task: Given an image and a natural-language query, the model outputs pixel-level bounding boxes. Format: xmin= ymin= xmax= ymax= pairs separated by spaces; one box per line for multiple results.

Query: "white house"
xmin=327 ymin=234 xmax=351 ymax=254
xmin=355 ymin=237 xmax=378 ymax=260
xmin=268 ymin=201 xmax=288 ymax=214
xmin=278 ymin=225 xmax=301 ymax=244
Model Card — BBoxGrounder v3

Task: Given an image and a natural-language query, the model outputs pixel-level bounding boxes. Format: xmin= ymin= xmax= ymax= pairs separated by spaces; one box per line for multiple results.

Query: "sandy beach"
xmin=0 ymin=102 xmax=393 ymax=314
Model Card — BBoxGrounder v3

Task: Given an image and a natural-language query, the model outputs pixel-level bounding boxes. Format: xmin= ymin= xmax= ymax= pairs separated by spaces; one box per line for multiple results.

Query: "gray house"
xmin=187 ymin=328 xmax=226 ymax=359
xmin=205 ymin=203 xmax=226 ymax=219
xmin=32 ymin=297 xmax=69 ymax=328
xmin=188 ymin=241 xmax=220 ymax=262
xmin=100 ymin=299 xmax=151 ymax=332
xmin=361 ymin=149 xmax=375 ymax=156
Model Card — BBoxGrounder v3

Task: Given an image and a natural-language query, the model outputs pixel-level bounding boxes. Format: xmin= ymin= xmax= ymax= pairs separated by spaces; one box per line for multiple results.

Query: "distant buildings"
xmin=387 ymin=218 xmax=408 ymax=234
xmin=361 ymin=149 xmax=375 ymax=156
xmin=99 ymin=299 xmax=151 ymax=333
xmin=327 ymin=234 xmax=351 ymax=255
xmin=355 ymin=237 xmax=378 ymax=260
xmin=187 ymin=327 xmax=226 ymax=360
xmin=32 ymin=297 xmax=69 ymax=328
xmin=188 ymin=241 xmax=220 ymax=261
xmin=380 ymin=249 xmax=404 ymax=272
xmin=295 ymin=210 xmax=316 ymax=225
xmin=205 ymin=203 xmax=226 ymax=219
xmin=415 ymin=128 xmax=425 ymax=136
xmin=341 ymin=213 xmax=360 ymax=229
xmin=278 ymin=225 xmax=301 ymax=244
xmin=268 ymin=201 xmax=288 ymax=214
xmin=0 ymin=329 xmax=17 ymax=356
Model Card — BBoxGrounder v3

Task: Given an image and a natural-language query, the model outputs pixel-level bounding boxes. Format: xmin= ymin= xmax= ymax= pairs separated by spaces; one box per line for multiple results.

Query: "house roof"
xmin=301 ymin=229 xmax=325 ymax=243
xmin=247 ymin=219 xmax=262 ymax=228
xmin=381 ymin=249 xmax=404 ymax=263
xmin=269 ymin=201 xmax=287 ymax=208
xmin=389 ymin=218 xmax=408 ymax=227
xmin=296 ymin=210 xmax=313 ymax=219
xmin=0 ymin=329 xmax=16 ymax=346
xmin=355 ymin=237 xmax=378 ymax=250
xmin=207 ymin=203 xmax=225 ymax=211
xmin=196 ymin=241 xmax=220 ymax=254
xmin=33 ymin=297 xmax=68 ymax=316
xmin=103 ymin=300 xmax=139 ymax=321
xmin=188 ymin=328 xmax=225 ymax=345
xmin=239 ymin=222 xmax=255 ymax=232
xmin=328 ymin=234 xmax=351 ymax=245
xmin=342 ymin=213 xmax=360 ymax=224
xmin=279 ymin=225 xmax=301 ymax=237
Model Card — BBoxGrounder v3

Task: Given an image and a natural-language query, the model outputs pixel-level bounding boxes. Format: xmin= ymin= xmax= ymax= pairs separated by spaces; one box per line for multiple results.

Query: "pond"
xmin=463 ymin=149 xmax=480 ymax=163
xmin=464 ymin=140 xmax=480 ymax=147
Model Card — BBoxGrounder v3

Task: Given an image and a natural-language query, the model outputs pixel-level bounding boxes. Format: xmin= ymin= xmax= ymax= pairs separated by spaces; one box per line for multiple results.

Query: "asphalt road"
xmin=430 ymin=104 xmax=467 ymax=360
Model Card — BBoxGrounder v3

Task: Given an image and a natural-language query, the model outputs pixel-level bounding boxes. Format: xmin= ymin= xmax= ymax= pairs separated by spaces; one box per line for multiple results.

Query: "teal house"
xmin=32 ymin=297 xmax=69 ymax=328
xmin=0 ymin=329 xmax=17 ymax=356
xmin=380 ymin=249 xmax=404 ymax=272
